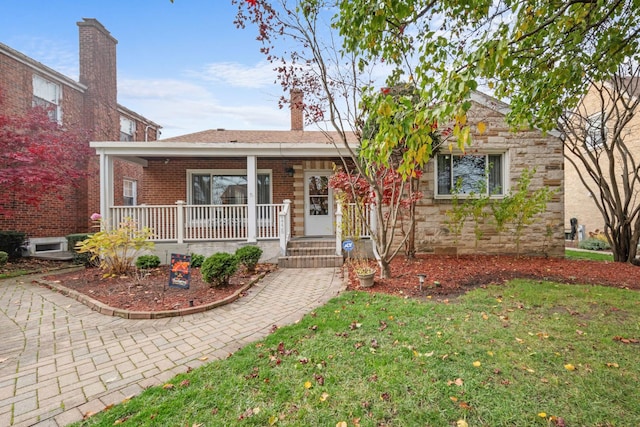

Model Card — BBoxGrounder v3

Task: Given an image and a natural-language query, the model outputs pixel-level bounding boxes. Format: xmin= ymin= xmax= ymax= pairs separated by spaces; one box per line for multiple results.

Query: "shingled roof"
xmin=160 ymin=128 xmax=357 ymax=144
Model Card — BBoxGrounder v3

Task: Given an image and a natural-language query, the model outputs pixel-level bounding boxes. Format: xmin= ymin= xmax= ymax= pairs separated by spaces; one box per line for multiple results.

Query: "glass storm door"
xmin=304 ymin=172 xmax=333 ymax=236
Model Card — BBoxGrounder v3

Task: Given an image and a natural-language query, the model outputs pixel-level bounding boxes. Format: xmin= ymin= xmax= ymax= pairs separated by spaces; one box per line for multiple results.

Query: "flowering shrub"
xmin=76 ymin=215 xmax=155 ymax=277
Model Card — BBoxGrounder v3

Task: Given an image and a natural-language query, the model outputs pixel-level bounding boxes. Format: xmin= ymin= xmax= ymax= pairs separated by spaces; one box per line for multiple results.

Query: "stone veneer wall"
xmin=412 ymin=101 xmax=565 ymax=257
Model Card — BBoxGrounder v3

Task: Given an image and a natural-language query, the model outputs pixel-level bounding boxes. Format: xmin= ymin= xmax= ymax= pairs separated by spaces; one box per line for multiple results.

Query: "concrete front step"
xmin=287 ymin=246 xmax=336 ymax=256
xmin=278 ymin=254 xmax=343 ymax=268
xmin=280 ymin=238 xmax=343 ymax=268
xmin=287 ymin=238 xmax=336 ymax=248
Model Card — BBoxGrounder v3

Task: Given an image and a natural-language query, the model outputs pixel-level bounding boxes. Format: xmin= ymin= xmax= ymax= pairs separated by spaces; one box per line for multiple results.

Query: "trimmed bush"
xmin=0 ymin=231 xmax=27 ymax=259
xmin=0 ymin=251 xmax=8 ymax=267
xmin=67 ymin=233 xmax=92 ymax=265
xmin=235 ymin=245 xmax=263 ymax=272
xmin=579 ymin=237 xmax=611 ymax=251
xmin=201 ymin=253 xmax=238 ymax=287
xmin=190 ymin=253 xmax=205 ymax=268
xmin=135 ymin=255 xmax=161 ymax=269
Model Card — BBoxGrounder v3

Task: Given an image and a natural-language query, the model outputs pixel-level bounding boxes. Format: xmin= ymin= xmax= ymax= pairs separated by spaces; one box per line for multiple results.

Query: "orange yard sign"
xmin=169 ymin=254 xmax=191 ymax=289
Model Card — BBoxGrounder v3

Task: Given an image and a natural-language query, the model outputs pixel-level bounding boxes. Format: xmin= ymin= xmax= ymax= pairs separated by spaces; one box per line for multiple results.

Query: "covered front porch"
xmin=91 ymin=139 xmax=368 ymax=263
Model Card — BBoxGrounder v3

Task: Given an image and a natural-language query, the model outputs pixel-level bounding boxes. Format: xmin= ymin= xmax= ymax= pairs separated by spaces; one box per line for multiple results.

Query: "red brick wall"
xmin=0 ymin=20 xmax=158 ymax=238
xmin=78 ymin=19 xmax=118 ymax=141
xmin=141 ymin=158 xmax=304 ymax=205
xmin=0 ymin=53 xmax=31 ymax=115
xmin=0 ymin=49 xmax=90 ymax=237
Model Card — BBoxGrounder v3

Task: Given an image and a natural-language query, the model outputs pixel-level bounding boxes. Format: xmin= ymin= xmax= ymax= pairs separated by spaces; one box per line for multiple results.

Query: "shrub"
xmin=579 ymin=237 xmax=611 ymax=251
xmin=76 ymin=217 xmax=155 ymax=276
xmin=0 ymin=231 xmax=27 ymax=259
xmin=190 ymin=253 xmax=205 ymax=268
xmin=235 ymin=245 xmax=263 ymax=272
xmin=201 ymin=253 xmax=238 ymax=287
xmin=67 ymin=233 xmax=92 ymax=265
xmin=588 ymin=229 xmax=610 ymax=244
xmin=135 ymin=255 xmax=161 ymax=269
xmin=0 ymin=251 xmax=8 ymax=267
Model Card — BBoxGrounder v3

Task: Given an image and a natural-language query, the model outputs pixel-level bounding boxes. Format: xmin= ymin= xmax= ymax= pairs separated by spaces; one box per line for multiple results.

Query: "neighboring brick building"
xmin=0 ymin=18 xmax=161 ymax=254
xmin=564 ymin=80 xmax=640 ymax=241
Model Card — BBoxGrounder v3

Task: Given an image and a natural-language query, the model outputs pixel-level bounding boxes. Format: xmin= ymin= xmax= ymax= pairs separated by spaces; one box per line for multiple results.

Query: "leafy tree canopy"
xmin=0 ymin=105 xmax=91 ymax=215
xmin=337 ymin=0 xmax=640 ymax=132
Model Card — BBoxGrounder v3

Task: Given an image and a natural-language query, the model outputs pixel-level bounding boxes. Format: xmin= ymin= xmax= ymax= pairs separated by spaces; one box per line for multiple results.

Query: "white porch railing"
xmin=109 ymin=202 xmax=286 ymax=243
xmin=335 ymin=201 xmax=373 ymax=256
xmin=278 ymin=199 xmax=292 ymax=256
xmin=344 ymin=203 xmax=372 ymax=239
xmin=109 ymin=205 xmax=178 ymax=240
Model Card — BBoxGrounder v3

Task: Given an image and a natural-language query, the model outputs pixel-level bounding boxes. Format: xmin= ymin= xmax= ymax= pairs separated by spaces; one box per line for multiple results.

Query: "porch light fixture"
xmin=417 ymin=273 xmax=427 ymax=292
xmin=285 ymin=166 xmax=295 ymax=177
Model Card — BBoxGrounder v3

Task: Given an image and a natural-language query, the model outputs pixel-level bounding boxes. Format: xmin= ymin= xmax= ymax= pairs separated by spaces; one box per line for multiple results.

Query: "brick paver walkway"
xmin=0 ymin=268 xmax=344 ymax=426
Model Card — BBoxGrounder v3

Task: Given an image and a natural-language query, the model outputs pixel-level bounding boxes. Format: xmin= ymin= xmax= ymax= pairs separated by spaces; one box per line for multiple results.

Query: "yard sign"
xmin=169 ymin=253 xmax=191 ymax=289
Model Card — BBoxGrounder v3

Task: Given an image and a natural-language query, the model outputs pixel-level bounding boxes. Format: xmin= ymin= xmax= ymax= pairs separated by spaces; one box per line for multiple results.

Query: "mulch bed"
xmin=3 ymin=253 xmax=638 ymax=311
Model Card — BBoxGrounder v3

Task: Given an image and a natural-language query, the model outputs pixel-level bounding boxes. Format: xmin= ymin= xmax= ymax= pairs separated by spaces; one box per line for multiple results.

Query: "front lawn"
xmin=565 ymin=249 xmax=613 ymax=262
xmin=75 ymin=279 xmax=640 ymax=426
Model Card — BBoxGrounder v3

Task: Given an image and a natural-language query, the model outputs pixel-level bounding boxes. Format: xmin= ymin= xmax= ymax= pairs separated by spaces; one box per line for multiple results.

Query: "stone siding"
xmin=412 ymin=100 xmax=565 ymax=257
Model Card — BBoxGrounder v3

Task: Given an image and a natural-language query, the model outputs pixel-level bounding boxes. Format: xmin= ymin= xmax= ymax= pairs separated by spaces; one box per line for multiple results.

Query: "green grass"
xmin=0 ymin=270 xmax=29 ymax=279
xmin=565 ymin=249 xmax=613 ymax=261
xmin=73 ymin=280 xmax=640 ymax=427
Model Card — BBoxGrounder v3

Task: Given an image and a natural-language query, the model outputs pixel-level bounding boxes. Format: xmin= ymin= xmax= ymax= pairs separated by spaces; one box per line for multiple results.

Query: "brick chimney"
xmin=78 ymin=18 xmax=118 ymax=140
xmin=290 ymin=89 xmax=303 ymax=131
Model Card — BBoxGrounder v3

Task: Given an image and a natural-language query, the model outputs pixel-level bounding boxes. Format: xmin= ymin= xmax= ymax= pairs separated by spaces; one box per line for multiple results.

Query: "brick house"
xmin=0 ymin=18 xmax=161 ymax=254
xmin=90 ymin=90 xmax=564 ymax=264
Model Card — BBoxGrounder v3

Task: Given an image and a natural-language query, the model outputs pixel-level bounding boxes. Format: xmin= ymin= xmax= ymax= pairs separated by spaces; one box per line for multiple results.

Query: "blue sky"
xmin=0 ymin=1 xmax=290 ymax=138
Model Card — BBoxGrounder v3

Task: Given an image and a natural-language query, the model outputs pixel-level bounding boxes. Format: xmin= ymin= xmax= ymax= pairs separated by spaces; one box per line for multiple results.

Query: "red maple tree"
xmin=0 ymin=105 xmax=91 ymax=216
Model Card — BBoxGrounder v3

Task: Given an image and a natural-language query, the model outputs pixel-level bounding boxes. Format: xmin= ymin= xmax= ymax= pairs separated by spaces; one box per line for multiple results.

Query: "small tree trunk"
xmin=610 ymin=223 xmax=638 ymax=263
xmin=379 ymin=259 xmax=392 ymax=279
xmin=404 ymin=176 xmax=419 ymax=259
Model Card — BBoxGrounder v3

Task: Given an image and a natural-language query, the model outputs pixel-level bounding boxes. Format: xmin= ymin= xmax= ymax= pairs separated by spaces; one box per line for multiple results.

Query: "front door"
xmin=304 ymin=172 xmax=333 ymax=236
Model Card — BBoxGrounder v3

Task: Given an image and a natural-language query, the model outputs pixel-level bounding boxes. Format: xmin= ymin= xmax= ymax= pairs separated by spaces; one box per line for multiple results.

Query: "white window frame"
xmin=186 ymin=169 xmax=272 ymax=205
xmin=120 ymin=116 xmax=136 ymax=142
xmin=123 ymin=179 xmax=137 ymax=206
xmin=32 ymin=74 xmax=61 ymax=123
xmin=585 ymin=112 xmax=607 ymax=150
xmin=434 ymin=151 xmax=508 ymax=199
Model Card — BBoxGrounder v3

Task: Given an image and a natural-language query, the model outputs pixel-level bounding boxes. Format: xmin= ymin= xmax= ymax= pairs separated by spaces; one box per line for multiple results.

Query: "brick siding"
xmin=0 ymin=19 xmax=158 ymax=239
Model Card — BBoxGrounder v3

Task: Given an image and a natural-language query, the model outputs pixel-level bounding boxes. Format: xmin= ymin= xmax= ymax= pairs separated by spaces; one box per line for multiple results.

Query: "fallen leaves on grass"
xmin=613 ymin=335 xmax=640 ymax=344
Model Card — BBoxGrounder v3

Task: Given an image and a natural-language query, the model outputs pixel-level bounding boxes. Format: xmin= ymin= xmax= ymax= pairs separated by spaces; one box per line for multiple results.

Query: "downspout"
xmin=144 ymin=124 xmax=157 ymax=142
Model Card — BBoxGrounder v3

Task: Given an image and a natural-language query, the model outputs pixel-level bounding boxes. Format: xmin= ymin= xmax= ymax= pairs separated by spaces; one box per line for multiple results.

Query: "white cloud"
xmin=190 ymin=61 xmax=277 ymax=88
xmin=12 ymin=36 xmax=78 ymax=79
xmin=118 ymin=77 xmax=288 ymax=138
xmin=119 ymin=78 xmax=212 ymax=101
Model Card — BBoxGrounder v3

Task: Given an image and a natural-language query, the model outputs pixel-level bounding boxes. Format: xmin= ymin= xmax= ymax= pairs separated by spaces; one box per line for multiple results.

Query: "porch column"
xmin=247 ymin=155 xmax=257 ymax=243
xmin=176 ymin=200 xmax=185 ymax=244
xmin=335 ymin=200 xmax=343 ymax=256
xmin=98 ymin=151 xmax=114 ymax=230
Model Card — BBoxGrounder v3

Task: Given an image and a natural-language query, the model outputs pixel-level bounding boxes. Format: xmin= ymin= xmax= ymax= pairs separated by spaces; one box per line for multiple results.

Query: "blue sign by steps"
xmin=342 ymin=239 xmax=354 ymax=252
